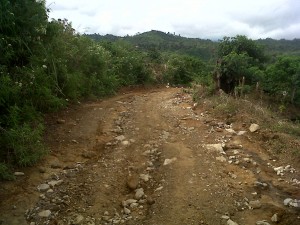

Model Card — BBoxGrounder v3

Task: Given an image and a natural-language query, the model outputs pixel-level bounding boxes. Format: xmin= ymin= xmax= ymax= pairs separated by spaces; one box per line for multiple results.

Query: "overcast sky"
xmin=46 ymin=0 xmax=300 ymax=40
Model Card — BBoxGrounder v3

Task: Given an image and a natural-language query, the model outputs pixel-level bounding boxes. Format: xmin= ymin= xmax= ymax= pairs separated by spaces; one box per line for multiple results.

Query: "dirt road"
xmin=0 ymin=87 xmax=299 ymax=225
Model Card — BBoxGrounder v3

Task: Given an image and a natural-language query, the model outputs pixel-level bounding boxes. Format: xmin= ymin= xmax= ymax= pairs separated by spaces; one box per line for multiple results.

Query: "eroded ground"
xmin=0 ymin=87 xmax=299 ymax=225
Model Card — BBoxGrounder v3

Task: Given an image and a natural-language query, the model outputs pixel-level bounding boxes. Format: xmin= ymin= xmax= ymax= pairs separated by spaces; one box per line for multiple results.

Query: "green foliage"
xmin=0 ymin=163 xmax=14 ymax=180
xmin=215 ymin=35 xmax=266 ymax=93
xmin=264 ymin=56 xmax=300 ymax=104
xmin=164 ymin=54 xmax=208 ymax=85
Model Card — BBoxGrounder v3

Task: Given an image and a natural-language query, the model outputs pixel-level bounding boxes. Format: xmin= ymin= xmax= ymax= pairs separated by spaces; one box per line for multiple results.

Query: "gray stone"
xmin=249 ymin=200 xmax=262 ymax=209
xmin=256 ymin=220 xmax=270 ymax=225
xmin=283 ymin=198 xmax=293 ymax=206
xmin=121 ymin=140 xmax=130 ymax=146
xmin=135 ymin=188 xmax=144 ymax=200
xmin=227 ymin=219 xmax=239 ymax=225
xmin=254 ymin=181 xmax=268 ymax=189
xmin=249 ymin=124 xmax=260 ymax=132
xmin=73 ymin=214 xmax=84 ymax=224
xmin=14 ymin=172 xmax=25 ymax=176
xmin=38 ymin=210 xmax=51 ymax=218
xmin=205 ymin=144 xmax=225 ymax=154
xmin=37 ymin=183 xmax=50 ymax=192
xmin=237 ymin=131 xmax=247 ymax=136
xmin=122 ymin=199 xmax=137 ymax=207
xmin=48 ymin=180 xmax=63 ymax=187
xmin=115 ymin=135 xmax=125 ymax=141
xmin=163 ymin=157 xmax=177 ymax=165
xmin=140 ymin=174 xmax=151 ymax=182
xmin=216 ymin=156 xmax=227 ymax=162
xmin=124 ymin=207 xmax=131 ymax=215
xmin=221 ymin=215 xmax=230 ymax=220
xmin=286 ymin=199 xmax=300 ymax=207
xmin=271 ymin=213 xmax=278 ymax=222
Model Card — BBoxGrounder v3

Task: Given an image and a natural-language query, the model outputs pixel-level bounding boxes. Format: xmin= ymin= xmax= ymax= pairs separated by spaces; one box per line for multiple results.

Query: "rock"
xmin=30 ymin=222 xmax=36 ymax=225
xmin=127 ymin=174 xmax=139 ymax=190
xmin=163 ymin=157 xmax=177 ymax=165
xmin=155 ymin=186 xmax=163 ymax=192
xmin=124 ymin=207 xmax=131 ymax=215
xmin=123 ymin=199 xmax=137 ymax=207
xmin=38 ymin=210 xmax=51 ymax=218
xmin=221 ymin=215 xmax=230 ymax=220
xmin=73 ymin=214 xmax=84 ymax=224
xmin=216 ymin=156 xmax=227 ymax=162
xmin=243 ymin=158 xmax=251 ymax=163
xmin=249 ymin=200 xmax=262 ymax=209
xmin=48 ymin=180 xmax=63 ymax=187
xmin=249 ymin=124 xmax=260 ymax=132
xmin=237 ymin=131 xmax=247 ymax=136
xmin=227 ymin=219 xmax=239 ymax=225
xmin=254 ymin=181 xmax=268 ymax=189
xmin=284 ymin=199 xmax=300 ymax=207
xmin=72 ymin=139 xmax=79 ymax=144
xmin=130 ymin=202 xmax=139 ymax=208
xmin=139 ymin=174 xmax=151 ymax=182
xmin=115 ymin=135 xmax=125 ymax=141
xmin=37 ymin=183 xmax=50 ymax=192
xmin=205 ymin=144 xmax=225 ymax=154
xmin=283 ymin=198 xmax=293 ymax=206
xmin=14 ymin=172 xmax=24 ymax=176
xmin=233 ymin=150 xmax=239 ymax=155
xmin=56 ymin=119 xmax=65 ymax=124
xmin=135 ymin=188 xmax=144 ymax=200
xmin=224 ymin=143 xmax=242 ymax=150
xmin=225 ymin=128 xmax=236 ymax=134
xmin=256 ymin=220 xmax=270 ymax=225
xmin=121 ymin=140 xmax=130 ymax=146
xmin=271 ymin=213 xmax=278 ymax=222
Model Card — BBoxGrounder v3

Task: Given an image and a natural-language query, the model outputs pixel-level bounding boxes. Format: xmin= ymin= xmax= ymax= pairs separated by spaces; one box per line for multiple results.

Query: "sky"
xmin=45 ymin=0 xmax=300 ymax=40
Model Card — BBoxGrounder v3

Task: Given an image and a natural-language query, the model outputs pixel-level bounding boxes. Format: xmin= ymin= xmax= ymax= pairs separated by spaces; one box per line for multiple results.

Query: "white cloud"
xmin=46 ymin=0 xmax=300 ymax=39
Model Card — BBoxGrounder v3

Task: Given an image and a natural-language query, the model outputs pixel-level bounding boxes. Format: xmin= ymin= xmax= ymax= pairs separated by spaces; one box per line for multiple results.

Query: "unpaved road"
xmin=0 ymin=87 xmax=299 ymax=225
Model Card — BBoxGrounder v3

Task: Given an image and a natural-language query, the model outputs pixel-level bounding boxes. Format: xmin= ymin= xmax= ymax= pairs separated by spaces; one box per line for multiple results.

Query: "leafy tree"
xmin=264 ymin=56 xmax=300 ymax=104
xmin=215 ymin=35 xmax=266 ymax=93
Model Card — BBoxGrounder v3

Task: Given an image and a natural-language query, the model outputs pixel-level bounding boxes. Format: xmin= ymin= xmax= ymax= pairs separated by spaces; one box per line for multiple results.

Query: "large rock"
xmin=37 ymin=183 xmax=50 ymax=192
xmin=127 ymin=174 xmax=139 ymax=190
xmin=135 ymin=188 xmax=144 ymax=200
xmin=205 ymin=144 xmax=225 ymax=154
xmin=249 ymin=200 xmax=262 ymax=209
xmin=163 ymin=157 xmax=177 ymax=166
xmin=249 ymin=124 xmax=260 ymax=132
xmin=38 ymin=210 xmax=51 ymax=218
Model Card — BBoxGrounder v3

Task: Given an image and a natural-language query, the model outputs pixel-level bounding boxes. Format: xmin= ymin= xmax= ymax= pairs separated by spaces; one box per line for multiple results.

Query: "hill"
xmin=85 ymin=30 xmax=217 ymax=61
xmin=85 ymin=31 xmax=300 ymax=61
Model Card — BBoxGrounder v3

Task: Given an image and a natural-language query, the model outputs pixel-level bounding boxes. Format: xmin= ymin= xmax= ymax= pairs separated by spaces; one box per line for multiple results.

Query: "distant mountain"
xmin=84 ymin=31 xmax=300 ymax=60
xmin=85 ymin=30 xmax=217 ymax=61
xmin=257 ymin=38 xmax=300 ymax=56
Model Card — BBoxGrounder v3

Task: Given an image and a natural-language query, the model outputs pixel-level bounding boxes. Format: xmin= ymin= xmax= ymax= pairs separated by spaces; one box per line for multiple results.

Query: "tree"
xmin=214 ymin=35 xmax=266 ymax=93
xmin=264 ymin=56 xmax=300 ymax=104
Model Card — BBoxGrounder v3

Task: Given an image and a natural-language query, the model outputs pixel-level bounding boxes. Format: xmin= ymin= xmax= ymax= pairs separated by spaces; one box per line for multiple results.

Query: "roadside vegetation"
xmin=0 ymin=0 xmax=299 ymax=179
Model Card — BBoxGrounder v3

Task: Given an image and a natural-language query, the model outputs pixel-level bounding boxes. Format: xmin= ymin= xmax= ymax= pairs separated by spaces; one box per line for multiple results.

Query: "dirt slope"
xmin=0 ymin=87 xmax=299 ymax=225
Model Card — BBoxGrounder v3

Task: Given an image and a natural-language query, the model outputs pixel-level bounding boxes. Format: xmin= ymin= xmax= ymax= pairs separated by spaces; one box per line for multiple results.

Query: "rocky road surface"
xmin=0 ymin=87 xmax=299 ymax=225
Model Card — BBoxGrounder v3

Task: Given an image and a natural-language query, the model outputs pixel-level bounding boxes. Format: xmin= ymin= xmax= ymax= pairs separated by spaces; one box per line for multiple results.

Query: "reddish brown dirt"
xmin=0 ymin=87 xmax=299 ymax=225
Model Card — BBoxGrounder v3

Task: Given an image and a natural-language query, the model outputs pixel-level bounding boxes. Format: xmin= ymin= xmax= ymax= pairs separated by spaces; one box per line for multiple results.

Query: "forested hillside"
xmin=0 ymin=0 xmax=299 ymax=179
